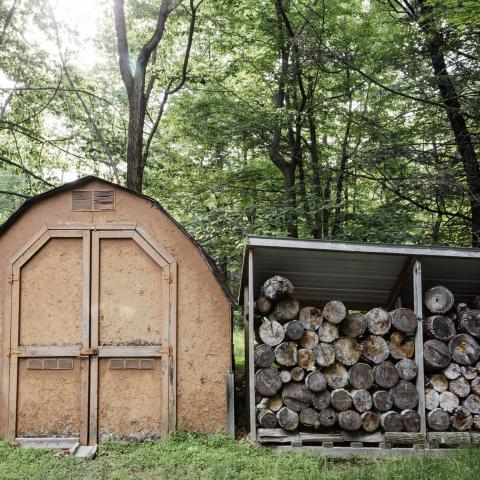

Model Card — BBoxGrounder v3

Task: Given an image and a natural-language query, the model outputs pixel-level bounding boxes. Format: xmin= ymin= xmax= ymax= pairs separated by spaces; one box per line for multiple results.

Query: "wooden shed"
xmin=0 ymin=176 xmax=234 ymax=448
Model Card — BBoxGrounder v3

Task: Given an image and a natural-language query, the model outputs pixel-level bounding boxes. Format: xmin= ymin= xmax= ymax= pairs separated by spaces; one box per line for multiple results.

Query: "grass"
xmin=233 ymin=328 xmax=245 ymax=376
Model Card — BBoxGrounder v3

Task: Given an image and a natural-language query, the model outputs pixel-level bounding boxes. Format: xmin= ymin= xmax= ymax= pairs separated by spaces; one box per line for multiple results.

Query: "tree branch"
xmin=0 ymin=155 xmax=55 ymax=186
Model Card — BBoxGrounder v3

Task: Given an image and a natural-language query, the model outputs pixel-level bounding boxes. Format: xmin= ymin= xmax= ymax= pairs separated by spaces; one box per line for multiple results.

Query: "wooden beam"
xmin=248 ymin=249 xmax=256 ymax=442
xmin=386 ymin=256 xmax=416 ymax=310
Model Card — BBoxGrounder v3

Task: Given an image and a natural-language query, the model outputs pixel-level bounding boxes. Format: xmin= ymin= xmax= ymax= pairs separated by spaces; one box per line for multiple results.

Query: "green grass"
xmin=0 ymin=434 xmax=478 ymax=480
xmin=233 ymin=328 xmax=245 ymax=376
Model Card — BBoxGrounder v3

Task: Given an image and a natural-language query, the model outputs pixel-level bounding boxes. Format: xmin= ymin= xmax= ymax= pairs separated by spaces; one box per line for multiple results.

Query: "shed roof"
xmin=0 ymin=176 xmax=235 ymax=305
xmin=239 ymin=236 xmax=480 ymax=310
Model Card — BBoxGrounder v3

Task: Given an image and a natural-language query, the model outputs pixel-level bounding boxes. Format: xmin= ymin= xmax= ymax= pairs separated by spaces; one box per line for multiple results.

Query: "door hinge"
xmin=7 ymin=348 xmax=22 ymax=357
xmin=169 ymin=273 xmax=174 ymax=284
xmin=80 ymin=348 xmax=99 ymax=356
xmin=8 ymin=274 xmax=18 ymax=284
xmin=160 ymin=345 xmax=173 ymax=356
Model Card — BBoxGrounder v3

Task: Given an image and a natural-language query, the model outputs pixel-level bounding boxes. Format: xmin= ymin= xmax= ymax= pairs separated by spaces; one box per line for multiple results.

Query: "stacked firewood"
xmin=423 ymin=287 xmax=480 ymax=432
xmin=254 ymin=275 xmax=420 ymax=433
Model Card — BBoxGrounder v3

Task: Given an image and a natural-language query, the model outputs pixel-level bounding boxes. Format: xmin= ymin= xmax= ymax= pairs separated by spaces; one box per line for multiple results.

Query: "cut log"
xmin=319 ymin=408 xmax=337 ymax=427
xmin=298 ymin=307 xmax=323 ymax=331
xmin=331 ymin=389 xmax=352 ymax=411
xmin=451 ymin=406 xmax=473 ymax=431
xmin=425 ymin=388 xmax=440 ymax=411
xmin=282 ymin=382 xmax=313 ymax=411
xmin=290 ymin=367 xmax=305 ymax=382
xmin=366 ymin=308 xmax=391 ymax=335
xmin=461 ymin=366 xmax=477 ymax=380
xmin=424 ymin=315 xmax=456 ymax=342
xmin=474 ymin=414 xmax=480 ymax=431
xmin=255 ymin=296 xmax=272 ymax=315
xmin=254 ymin=344 xmax=275 ymax=368
xmin=449 ymin=376 xmax=471 ymax=398
xmin=388 ymin=332 xmax=415 ymax=360
xmin=300 ymin=330 xmax=319 ymax=350
xmin=341 ymin=313 xmax=367 ymax=338
xmin=267 ymin=394 xmax=283 ymax=412
xmin=334 ymin=338 xmax=361 ymax=366
xmin=352 ymin=389 xmax=372 ymax=413
xmin=305 ymin=371 xmax=327 ymax=392
xmin=424 ymin=285 xmax=454 ymax=314
xmin=300 ymin=407 xmax=319 ymax=428
xmin=270 ymin=296 xmax=300 ymax=323
xmin=463 ymin=394 xmax=480 ymax=414
xmin=428 ymin=408 xmax=450 ymax=431
xmin=424 ymin=339 xmax=451 ymax=370
xmin=361 ymin=411 xmax=381 ymax=432
xmin=390 ymin=308 xmax=417 ymax=333
xmin=274 ymin=342 xmax=297 ymax=367
xmin=439 ymin=391 xmax=459 ymax=413
xmin=474 ymin=296 xmax=480 ymax=310
xmin=325 ymin=363 xmax=349 ymax=389
xmin=391 ymin=380 xmax=419 ymax=410
xmin=444 ymin=362 xmax=462 ymax=380
xmin=349 ymin=363 xmax=374 ymax=390
xmin=381 ymin=411 xmax=403 ymax=432
xmin=297 ymin=349 xmax=316 ymax=370
xmin=374 ymin=361 xmax=399 ymax=388
xmin=255 ymin=368 xmax=282 ymax=397
xmin=472 ymin=377 xmax=480 ymax=395
xmin=322 ymin=300 xmax=346 ymax=324
xmin=258 ymin=409 xmax=278 ymax=428
xmin=338 ymin=410 xmax=362 ymax=431
xmin=401 ymin=409 xmax=421 ymax=432
xmin=317 ymin=322 xmax=339 ymax=343
xmin=261 ymin=276 xmax=294 ymax=301
xmin=395 ymin=359 xmax=418 ymax=381
xmin=429 ymin=373 xmax=448 ymax=392
xmin=312 ymin=390 xmax=331 ymax=410
xmin=372 ymin=390 xmax=394 ymax=412
xmin=313 ymin=343 xmax=335 ymax=367
xmin=276 ymin=406 xmax=299 ymax=431
xmin=284 ymin=320 xmax=304 ymax=341
xmin=449 ymin=334 xmax=480 ymax=366
xmin=362 ymin=335 xmax=390 ymax=364
xmin=279 ymin=370 xmax=292 ymax=383
xmin=259 ymin=319 xmax=285 ymax=347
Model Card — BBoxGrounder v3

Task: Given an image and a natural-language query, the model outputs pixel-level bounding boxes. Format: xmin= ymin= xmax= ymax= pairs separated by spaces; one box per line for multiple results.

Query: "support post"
xmin=248 ymin=249 xmax=256 ymax=441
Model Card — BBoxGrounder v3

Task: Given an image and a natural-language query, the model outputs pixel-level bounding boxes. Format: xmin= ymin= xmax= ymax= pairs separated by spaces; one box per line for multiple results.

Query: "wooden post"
xmin=248 ymin=248 xmax=256 ymax=442
xmin=413 ymin=259 xmax=426 ymax=434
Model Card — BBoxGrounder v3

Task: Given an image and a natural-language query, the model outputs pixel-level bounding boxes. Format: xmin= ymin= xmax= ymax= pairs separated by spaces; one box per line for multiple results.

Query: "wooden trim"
xmin=135 ymin=225 xmax=176 ymax=264
xmin=248 ymin=249 xmax=256 ymax=442
xmin=8 ymin=225 xmax=48 ymax=264
xmin=159 ymin=265 xmax=170 ymax=436
xmin=11 ymin=230 xmax=51 ymax=268
xmin=49 ymin=229 xmax=85 ymax=238
xmin=227 ymin=372 xmax=235 ymax=436
xmin=15 ymin=437 xmax=79 ymax=449
xmin=167 ymin=261 xmax=177 ymax=432
xmin=132 ymin=232 xmax=169 ymax=268
xmin=16 ymin=345 xmax=81 ymax=357
xmin=1 ymin=264 xmax=13 ymax=437
xmin=386 ymin=256 xmax=416 ymax=310
xmin=96 ymin=229 xmax=134 ymax=239
xmin=45 ymin=222 xmax=138 ymax=230
xmin=98 ymin=346 xmax=164 ymax=357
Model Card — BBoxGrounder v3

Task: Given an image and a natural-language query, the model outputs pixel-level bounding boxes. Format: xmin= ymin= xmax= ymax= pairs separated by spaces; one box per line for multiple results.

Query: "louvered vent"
xmin=72 ymin=190 xmax=93 ymax=211
xmin=27 ymin=358 xmax=74 ymax=370
xmin=93 ymin=190 xmax=115 ymax=211
xmin=109 ymin=358 xmax=155 ymax=370
xmin=72 ymin=190 xmax=115 ymax=211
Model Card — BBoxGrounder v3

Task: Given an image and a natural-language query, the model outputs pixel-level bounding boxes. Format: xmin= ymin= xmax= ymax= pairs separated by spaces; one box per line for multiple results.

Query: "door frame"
xmin=4 ymin=224 xmax=177 ymax=446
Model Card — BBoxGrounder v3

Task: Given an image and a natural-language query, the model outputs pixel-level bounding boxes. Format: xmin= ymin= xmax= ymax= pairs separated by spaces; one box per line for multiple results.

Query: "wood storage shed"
xmin=0 ymin=176 xmax=234 ymax=448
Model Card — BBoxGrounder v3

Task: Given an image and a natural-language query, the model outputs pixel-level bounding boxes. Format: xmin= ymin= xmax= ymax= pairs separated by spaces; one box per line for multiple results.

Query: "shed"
xmin=0 ymin=176 xmax=234 ymax=448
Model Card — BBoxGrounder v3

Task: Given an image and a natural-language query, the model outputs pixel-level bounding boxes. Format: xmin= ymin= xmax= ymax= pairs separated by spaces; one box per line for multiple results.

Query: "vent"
xmin=72 ymin=190 xmax=93 ymax=211
xmin=72 ymin=190 xmax=115 ymax=211
xmin=27 ymin=358 xmax=74 ymax=370
xmin=94 ymin=190 xmax=115 ymax=211
xmin=109 ymin=358 xmax=155 ymax=370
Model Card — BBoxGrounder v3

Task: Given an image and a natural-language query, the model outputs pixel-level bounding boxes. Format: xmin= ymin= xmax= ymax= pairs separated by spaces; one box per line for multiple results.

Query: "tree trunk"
xmin=463 ymin=394 xmax=480 ymax=415
xmin=449 ymin=376 xmax=470 ymax=398
xmin=261 ymin=275 xmax=294 ymax=301
xmin=322 ymin=300 xmax=346 ymax=324
xmin=259 ymin=319 xmax=285 ymax=347
xmin=300 ymin=331 xmax=319 ymax=350
xmin=390 ymin=308 xmax=417 ymax=333
xmin=429 ymin=373 xmax=448 ymax=392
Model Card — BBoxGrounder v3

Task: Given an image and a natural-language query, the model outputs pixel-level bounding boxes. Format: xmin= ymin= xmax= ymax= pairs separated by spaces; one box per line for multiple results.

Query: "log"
xmin=258 ymin=409 xmax=278 ymax=428
xmin=388 ymin=332 xmax=415 ymax=360
xmin=300 ymin=407 xmax=319 ymax=428
xmin=443 ymin=362 xmax=462 ymax=380
xmin=322 ymin=300 xmax=346 ymax=324
xmin=424 ymin=339 xmax=451 ymax=370
xmin=338 ymin=410 xmax=362 ymax=431
xmin=312 ymin=390 xmax=331 ymax=410
xmin=325 ymin=363 xmax=349 ymax=389
xmin=449 ymin=334 xmax=480 ymax=366
xmin=374 ymin=361 xmax=399 ymax=388
xmin=282 ymin=382 xmax=313 ymax=411
xmin=391 ymin=380 xmax=419 ymax=410
xmin=341 ymin=313 xmax=367 ymax=338
xmin=424 ymin=285 xmax=454 ymax=314
xmin=305 ymin=371 xmax=326 ymax=392
xmin=267 ymin=394 xmax=283 ymax=412
xmin=349 ymin=363 xmax=374 ymax=390
xmin=451 ymin=406 xmax=473 ymax=431
xmin=439 ymin=391 xmax=459 ymax=413
xmin=449 ymin=376 xmax=471 ymax=398
xmin=424 ymin=315 xmax=456 ymax=342
xmin=474 ymin=415 xmax=480 ymax=431
xmin=366 ymin=308 xmax=391 ymax=335
xmin=372 ymin=390 xmax=394 ymax=412
xmin=402 ymin=409 xmax=421 ymax=432
xmin=279 ymin=370 xmax=292 ymax=383
xmin=259 ymin=319 xmax=285 ymax=347
xmin=261 ymin=276 xmax=294 ymax=301
xmin=274 ymin=342 xmax=297 ymax=367
xmin=362 ymin=335 xmax=390 ymax=364
xmin=297 ymin=349 xmax=316 ymax=370
xmin=298 ymin=307 xmax=323 ymax=331
xmin=425 ymin=388 xmax=440 ymax=411
xmin=461 ymin=366 xmax=477 ymax=380
xmin=254 ymin=344 xmax=275 ymax=368
xmin=319 ymin=408 xmax=337 ymax=428
xmin=255 ymin=296 xmax=272 ymax=315
xmin=381 ymin=411 xmax=403 ymax=432
xmin=313 ymin=343 xmax=335 ymax=367
xmin=361 ymin=411 xmax=381 ymax=432
xmin=290 ymin=367 xmax=305 ymax=382
xmin=428 ymin=408 xmax=450 ymax=431
xmin=269 ymin=296 xmax=300 ymax=323
xmin=429 ymin=373 xmax=448 ymax=392
xmin=276 ymin=407 xmax=299 ymax=431
xmin=331 ymin=389 xmax=352 ymax=411
xmin=463 ymin=394 xmax=480 ymax=414
xmin=390 ymin=308 xmax=417 ymax=334
xmin=300 ymin=330 xmax=319 ymax=349
xmin=459 ymin=306 xmax=480 ymax=338
xmin=395 ymin=358 xmax=418 ymax=381
xmin=317 ymin=322 xmax=339 ymax=343
xmin=472 ymin=377 xmax=480 ymax=395
xmin=284 ymin=320 xmax=304 ymax=341
xmin=255 ymin=368 xmax=282 ymax=397
xmin=352 ymin=389 xmax=372 ymax=413
xmin=334 ymin=338 xmax=361 ymax=366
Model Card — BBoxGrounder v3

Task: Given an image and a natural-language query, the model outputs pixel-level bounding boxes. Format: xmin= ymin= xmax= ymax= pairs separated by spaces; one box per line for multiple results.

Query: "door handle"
xmin=80 ymin=348 xmax=99 ymax=356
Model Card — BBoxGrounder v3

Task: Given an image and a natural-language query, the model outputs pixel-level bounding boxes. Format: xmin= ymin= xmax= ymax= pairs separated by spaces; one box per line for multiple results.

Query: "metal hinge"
xmin=8 ymin=274 xmax=18 ymax=284
xmin=160 ymin=345 xmax=173 ymax=356
xmin=169 ymin=273 xmax=174 ymax=284
xmin=7 ymin=348 xmax=22 ymax=357
xmin=80 ymin=348 xmax=99 ymax=356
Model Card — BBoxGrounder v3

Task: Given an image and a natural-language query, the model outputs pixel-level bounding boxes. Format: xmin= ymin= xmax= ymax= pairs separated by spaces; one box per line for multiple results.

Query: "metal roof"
xmin=239 ymin=237 xmax=480 ymax=310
